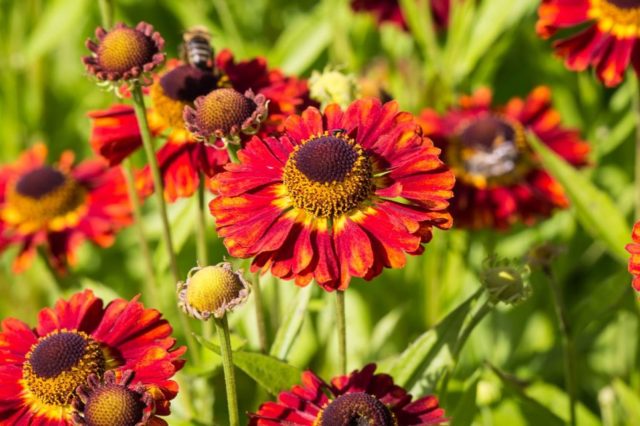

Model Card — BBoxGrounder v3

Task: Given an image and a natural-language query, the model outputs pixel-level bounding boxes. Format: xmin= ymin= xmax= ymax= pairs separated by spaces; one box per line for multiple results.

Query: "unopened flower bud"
xmin=480 ymin=257 xmax=531 ymax=305
xmin=177 ymin=262 xmax=250 ymax=320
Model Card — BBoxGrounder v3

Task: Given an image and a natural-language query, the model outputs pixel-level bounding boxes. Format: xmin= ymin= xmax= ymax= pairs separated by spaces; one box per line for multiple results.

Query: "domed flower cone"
xmin=83 ymin=22 xmax=165 ymax=86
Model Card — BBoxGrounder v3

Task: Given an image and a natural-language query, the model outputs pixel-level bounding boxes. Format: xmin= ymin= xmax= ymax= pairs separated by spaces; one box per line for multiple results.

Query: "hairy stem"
xmin=336 ymin=290 xmax=347 ymax=374
xmin=216 ymin=315 xmax=240 ymax=426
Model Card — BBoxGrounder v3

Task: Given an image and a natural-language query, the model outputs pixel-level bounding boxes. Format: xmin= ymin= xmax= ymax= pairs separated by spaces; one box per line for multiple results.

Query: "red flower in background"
xmin=537 ymin=0 xmax=640 ymax=87
xmin=210 ymin=99 xmax=454 ymax=291
xmin=0 ymin=144 xmax=134 ymax=273
xmin=0 ymin=290 xmax=185 ymax=425
xmin=250 ymin=364 xmax=446 ymax=425
xmin=626 ymin=221 xmax=640 ymax=291
xmin=419 ymin=87 xmax=590 ymax=229
xmin=88 ymin=104 xmax=142 ymax=167
xmin=351 ymin=0 xmax=450 ymax=30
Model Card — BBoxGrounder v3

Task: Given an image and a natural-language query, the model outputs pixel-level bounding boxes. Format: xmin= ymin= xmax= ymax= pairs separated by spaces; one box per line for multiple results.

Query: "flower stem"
xmin=98 ymin=0 xmax=113 ymax=28
xmin=122 ymin=159 xmax=160 ymax=305
xmin=215 ymin=315 xmax=240 ymax=426
xmin=130 ymin=84 xmax=180 ymax=282
xmin=195 ymin=173 xmax=214 ymax=341
xmin=252 ymin=271 xmax=268 ymax=353
xmin=544 ymin=266 xmax=577 ymax=426
xmin=130 ymin=84 xmax=198 ymax=361
xmin=195 ymin=173 xmax=209 ymax=267
xmin=634 ymin=75 xmax=640 ymax=219
xmin=336 ymin=290 xmax=347 ymax=374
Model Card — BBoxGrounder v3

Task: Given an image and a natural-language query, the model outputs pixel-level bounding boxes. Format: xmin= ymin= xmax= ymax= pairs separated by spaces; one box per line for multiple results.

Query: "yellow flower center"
xmin=314 ymin=393 xmax=397 ymax=426
xmin=83 ymin=384 xmax=145 ymax=426
xmin=196 ymin=88 xmax=256 ymax=136
xmin=186 ymin=265 xmax=247 ymax=314
xmin=23 ymin=331 xmax=106 ymax=407
xmin=449 ymin=115 xmax=531 ymax=189
xmin=97 ymin=28 xmax=155 ymax=73
xmin=589 ymin=0 xmax=640 ymax=38
xmin=6 ymin=166 xmax=86 ymax=227
xmin=283 ymin=133 xmax=374 ymax=218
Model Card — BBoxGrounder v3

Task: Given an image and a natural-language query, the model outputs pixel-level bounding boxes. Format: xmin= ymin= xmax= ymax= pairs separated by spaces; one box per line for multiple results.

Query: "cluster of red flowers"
xmin=5 ymin=0 xmax=640 ymax=421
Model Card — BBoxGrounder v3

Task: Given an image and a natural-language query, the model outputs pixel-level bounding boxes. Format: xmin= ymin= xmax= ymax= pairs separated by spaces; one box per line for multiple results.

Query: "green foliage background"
xmin=1 ymin=0 xmax=639 ymax=424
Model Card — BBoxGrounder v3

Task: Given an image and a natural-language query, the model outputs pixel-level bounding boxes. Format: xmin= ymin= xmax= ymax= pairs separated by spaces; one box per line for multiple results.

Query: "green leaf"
xmin=612 ymin=379 xmax=640 ymax=421
xmin=197 ymin=336 xmax=302 ymax=396
xmin=451 ymin=376 xmax=480 ymax=426
xmin=383 ymin=291 xmax=479 ymax=391
xmin=270 ymin=6 xmax=331 ymax=74
xmin=24 ymin=0 xmax=89 ymax=63
xmin=270 ymin=284 xmax=313 ymax=360
xmin=528 ymin=132 xmax=630 ymax=262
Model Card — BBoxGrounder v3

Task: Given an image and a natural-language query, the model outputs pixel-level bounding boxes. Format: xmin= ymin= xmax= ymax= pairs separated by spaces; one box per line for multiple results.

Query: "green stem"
xmin=226 ymin=143 xmax=239 ymax=164
xmin=545 ymin=266 xmax=577 ymax=426
xmin=122 ymin=159 xmax=160 ymax=305
xmin=195 ymin=173 xmax=214 ymax=341
xmin=336 ymin=290 xmax=347 ymax=374
xmin=215 ymin=315 xmax=240 ymax=426
xmin=195 ymin=172 xmax=209 ymax=266
xmin=130 ymin=84 xmax=180 ymax=282
xmin=98 ymin=0 xmax=113 ymax=28
xmin=130 ymin=84 xmax=198 ymax=362
xmin=253 ymin=271 xmax=268 ymax=353
xmin=634 ymin=76 xmax=640 ymax=220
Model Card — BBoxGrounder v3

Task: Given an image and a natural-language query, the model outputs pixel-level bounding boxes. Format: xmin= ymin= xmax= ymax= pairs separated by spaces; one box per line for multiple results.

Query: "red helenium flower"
xmin=626 ymin=221 xmax=640 ymax=291
xmin=0 ymin=290 xmax=185 ymax=425
xmin=88 ymin=104 xmax=142 ymax=167
xmin=249 ymin=364 xmax=446 ymax=425
xmin=537 ymin=0 xmax=640 ymax=87
xmin=0 ymin=144 xmax=134 ymax=273
xmin=210 ymin=98 xmax=455 ymax=291
xmin=418 ymin=86 xmax=590 ymax=229
xmin=350 ymin=0 xmax=450 ymax=30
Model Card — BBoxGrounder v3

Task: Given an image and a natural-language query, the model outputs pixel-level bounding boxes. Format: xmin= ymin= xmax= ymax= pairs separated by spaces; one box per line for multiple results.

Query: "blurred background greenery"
xmin=1 ymin=0 xmax=640 ymax=424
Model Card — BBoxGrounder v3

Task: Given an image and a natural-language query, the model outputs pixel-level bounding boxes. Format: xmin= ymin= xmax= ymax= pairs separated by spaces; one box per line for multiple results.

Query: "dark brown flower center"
xmin=296 ymin=136 xmax=359 ymax=183
xmin=23 ymin=331 xmax=106 ymax=406
xmin=449 ymin=115 xmax=529 ymax=188
xmin=83 ymin=384 xmax=145 ymax=426
xmin=15 ymin=166 xmax=66 ymax=198
xmin=196 ymin=88 xmax=256 ymax=136
xmin=607 ymin=0 xmax=640 ymax=9
xmin=283 ymin=133 xmax=374 ymax=218
xmin=8 ymin=166 xmax=87 ymax=225
xmin=160 ymin=64 xmax=218 ymax=103
xmin=30 ymin=332 xmax=88 ymax=378
xmin=97 ymin=28 xmax=155 ymax=73
xmin=317 ymin=393 xmax=396 ymax=426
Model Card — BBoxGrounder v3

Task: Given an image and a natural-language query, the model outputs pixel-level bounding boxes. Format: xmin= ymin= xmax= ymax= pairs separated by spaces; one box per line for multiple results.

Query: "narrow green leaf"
xmin=528 ymin=133 xmax=630 ymax=262
xmin=451 ymin=376 xmax=480 ymax=426
xmin=270 ymin=284 xmax=313 ymax=360
xmin=612 ymin=379 xmax=640 ymax=421
xmin=270 ymin=6 xmax=331 ymax=74
xmin=24 ymin=0 xmax=89 ymax=63
xmin=384 ymin=292 xmax=478 ymax=390
xmin=197 ymin=336 xmax=302 ymax=396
